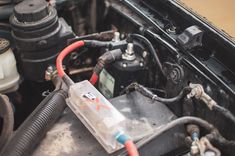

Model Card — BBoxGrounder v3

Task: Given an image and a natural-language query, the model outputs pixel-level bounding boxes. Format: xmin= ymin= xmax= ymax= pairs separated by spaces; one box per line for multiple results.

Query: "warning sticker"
xmin=98 ymin=69 xmax=115 ymax=98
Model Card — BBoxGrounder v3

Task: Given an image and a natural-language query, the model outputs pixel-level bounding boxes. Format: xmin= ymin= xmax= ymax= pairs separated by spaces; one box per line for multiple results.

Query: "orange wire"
xmin=125 ymin=140 xmax=139 ymax=156
xmin=56 ymin=41 xmax=85 ymax=78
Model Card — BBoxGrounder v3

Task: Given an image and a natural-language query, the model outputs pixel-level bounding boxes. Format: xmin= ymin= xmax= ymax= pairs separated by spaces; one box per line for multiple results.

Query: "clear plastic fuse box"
xmin=67 ymin=80 xmax=126 ymax=153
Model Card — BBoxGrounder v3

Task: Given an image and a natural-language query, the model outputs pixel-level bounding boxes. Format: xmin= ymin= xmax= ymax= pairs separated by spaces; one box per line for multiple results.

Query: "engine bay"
xmin=0 ymin=0 xmax=235 ymax=156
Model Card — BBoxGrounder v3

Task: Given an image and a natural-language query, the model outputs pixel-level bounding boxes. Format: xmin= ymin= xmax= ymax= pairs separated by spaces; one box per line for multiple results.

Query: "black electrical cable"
xmin=126 ymin=83 xmax=235 ymax=147
xmin=136 ymin=116 xmax=221 ymax=148
xmin=129 ymin=34 xmax=164 ymax=75
xmin=122 ymin=0 xmax=177 ymax=45
xmin=206 ymin=133 xmax=235 ymax=148
xmin=149 ymin=87 xmax=191 ymax=104
xmin=0 ymin=94 xmax=14 ymax=151
xmin=145 ymin=29 xmax=179 ymax=57
xmin=212 ymin=104 xmax=235 ymax=125
xmin=93 ymin=49 xmax=122 ymax=77
xmin=119 ymin=116 xmax=228 ymax=156
xmin=124 ymin=83 xmax=191 ymax=104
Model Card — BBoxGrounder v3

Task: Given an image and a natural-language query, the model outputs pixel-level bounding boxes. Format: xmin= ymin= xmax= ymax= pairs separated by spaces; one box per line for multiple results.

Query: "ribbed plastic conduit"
xmin=0 ymin=90 xmax=67 ymax=156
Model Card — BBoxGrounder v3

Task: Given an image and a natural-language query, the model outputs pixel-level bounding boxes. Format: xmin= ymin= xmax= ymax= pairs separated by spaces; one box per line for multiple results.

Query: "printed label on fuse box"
xmin=99 ymin=69 xmax=115 ymax=98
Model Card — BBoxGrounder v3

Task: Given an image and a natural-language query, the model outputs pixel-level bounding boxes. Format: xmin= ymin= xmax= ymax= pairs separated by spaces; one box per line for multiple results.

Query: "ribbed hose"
xmin=0 ymin=94 xmax=14 ymax=151
xmin=0 ymin=90 xmax=67 ymax=156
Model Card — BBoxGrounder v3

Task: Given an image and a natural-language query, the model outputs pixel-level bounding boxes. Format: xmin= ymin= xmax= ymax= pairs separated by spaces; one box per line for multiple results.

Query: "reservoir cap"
xmin=14 ymin=0 xmax=49 ymax=22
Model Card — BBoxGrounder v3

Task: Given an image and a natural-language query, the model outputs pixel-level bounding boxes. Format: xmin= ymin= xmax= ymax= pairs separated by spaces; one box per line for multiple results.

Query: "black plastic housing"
xmin=10 ymin=0 xmax=74 ymax=81
xmin=106 ymin=56 xmax=147 ymax=97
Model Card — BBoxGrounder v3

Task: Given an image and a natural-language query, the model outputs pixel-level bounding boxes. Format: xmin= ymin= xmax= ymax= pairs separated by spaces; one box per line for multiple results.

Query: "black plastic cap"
xmin=0 ymin=38 xmax=10 ymax=54
xmin=14 ymin=0 xmax=49 ymax=22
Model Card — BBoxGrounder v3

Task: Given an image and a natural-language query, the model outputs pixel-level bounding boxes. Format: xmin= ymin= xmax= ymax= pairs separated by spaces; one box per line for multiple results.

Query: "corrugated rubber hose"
xmin=0 ymin=94 xmax=14 ymax=151
xmin=0 ymin=90 xmax=67 ymax=156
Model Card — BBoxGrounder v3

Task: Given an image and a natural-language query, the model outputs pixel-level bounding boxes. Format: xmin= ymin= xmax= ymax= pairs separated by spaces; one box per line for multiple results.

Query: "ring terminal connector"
xmin=187 ymin=83 xmax=217 ymax=110
xmin=45 ymin=66 xmax=58 ymax=81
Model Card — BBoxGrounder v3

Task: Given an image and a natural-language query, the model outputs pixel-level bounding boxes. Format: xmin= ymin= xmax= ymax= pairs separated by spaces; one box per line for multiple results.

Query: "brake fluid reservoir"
xmin=0 ymin=38 xmax=20 ymax=93
xmin=67 ymin=80 xmax=126 ymax=153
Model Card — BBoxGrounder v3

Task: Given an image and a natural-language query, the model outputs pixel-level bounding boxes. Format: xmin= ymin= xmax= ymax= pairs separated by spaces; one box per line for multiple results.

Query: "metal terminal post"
xmin=112 ymin=32 xmax=121 ymax=42
xmin=122 ymin=43 xmax=136 ymax=61
xmin=187 ymin=83 xmax=217 ymax=110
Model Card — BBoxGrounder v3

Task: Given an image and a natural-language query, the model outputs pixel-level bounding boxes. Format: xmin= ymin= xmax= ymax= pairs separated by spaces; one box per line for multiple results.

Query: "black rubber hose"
xmin=129 ymin=34 xmax=164 ymax=75
xmin=0 ymin=94 xmax=14 ymax=151
xmin=0 ymin=90 xmax=67 ymax=156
